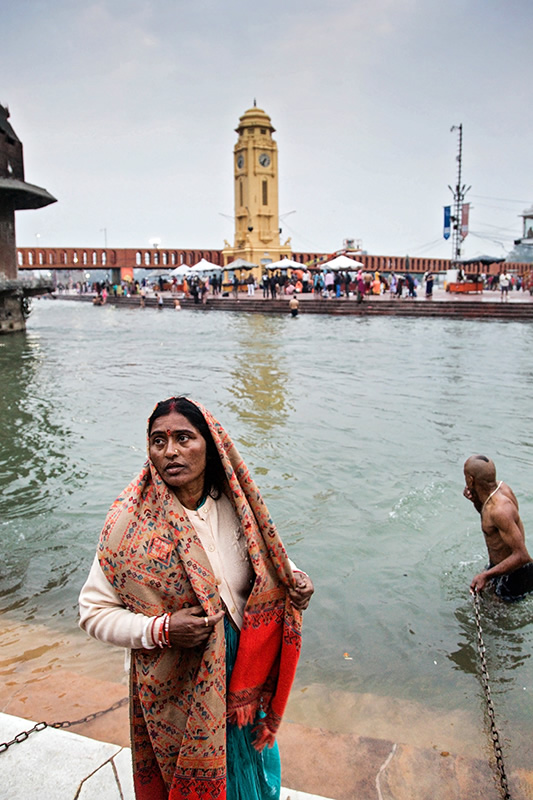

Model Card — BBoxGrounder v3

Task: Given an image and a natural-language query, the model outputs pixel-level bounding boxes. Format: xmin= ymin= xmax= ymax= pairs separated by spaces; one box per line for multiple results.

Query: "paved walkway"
xmin=229 ymin=287 xmax=533 ymax=303
xmin=0 ymin=711 xmax=332 ymax=800
xmin=58 ymin=286 xmax=533 ymax=304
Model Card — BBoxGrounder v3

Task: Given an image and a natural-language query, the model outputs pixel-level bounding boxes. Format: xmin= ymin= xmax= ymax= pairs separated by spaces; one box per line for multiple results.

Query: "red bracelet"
xmin=155 ymin=614 xmax=172 ymax=648
xmin=150 ymin=616 xmax=158 ymax=647
xmin=157 ymin=616 xmax=166 ymax=649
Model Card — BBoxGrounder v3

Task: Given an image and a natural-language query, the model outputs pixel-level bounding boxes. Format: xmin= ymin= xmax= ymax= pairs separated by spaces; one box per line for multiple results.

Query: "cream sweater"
xmin=79 ymin=493 xmax=299 ymax=650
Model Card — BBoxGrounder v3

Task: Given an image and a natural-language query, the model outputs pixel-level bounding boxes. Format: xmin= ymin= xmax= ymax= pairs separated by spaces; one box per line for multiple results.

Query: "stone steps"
xmin=3 ymin=667 xmax=532 ymax=799
xmin=57 ymin=293 xmax=533 ymax=321
xmin=1 ymin=618 xmax=532 ymax=800
xmin=181 ymin=297 xmax=533 ymax=321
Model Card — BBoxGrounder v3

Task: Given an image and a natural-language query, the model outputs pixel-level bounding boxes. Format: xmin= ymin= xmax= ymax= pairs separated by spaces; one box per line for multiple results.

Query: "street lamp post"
xmin=448 ymin=124 xmax=471 ymax=263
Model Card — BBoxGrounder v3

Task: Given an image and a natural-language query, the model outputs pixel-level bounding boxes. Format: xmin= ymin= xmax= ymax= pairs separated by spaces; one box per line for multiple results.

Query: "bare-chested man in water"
xmin=463 ymin=454 xmax=533 ymax=601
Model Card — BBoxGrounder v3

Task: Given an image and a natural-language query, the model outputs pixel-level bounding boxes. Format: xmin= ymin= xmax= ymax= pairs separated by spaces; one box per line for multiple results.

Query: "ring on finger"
xmin=204 ymin=617 xmax=209 ymax=627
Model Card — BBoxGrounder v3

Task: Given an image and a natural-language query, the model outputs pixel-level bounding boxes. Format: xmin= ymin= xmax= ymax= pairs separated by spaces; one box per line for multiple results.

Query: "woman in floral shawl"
xmin=79 ymin=396 xmax=313 ymax=800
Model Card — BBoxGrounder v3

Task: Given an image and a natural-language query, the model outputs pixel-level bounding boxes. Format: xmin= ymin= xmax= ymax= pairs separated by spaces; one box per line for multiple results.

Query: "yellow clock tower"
xmin=223 ymin=104 xmax=291 ymax=273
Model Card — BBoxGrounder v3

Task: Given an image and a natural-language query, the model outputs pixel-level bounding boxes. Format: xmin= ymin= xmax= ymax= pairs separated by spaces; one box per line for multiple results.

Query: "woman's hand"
xmin=168 ymin=605 xmax=224 ymax=648
xmin=288 ymin=572 xmax=314 ymax=611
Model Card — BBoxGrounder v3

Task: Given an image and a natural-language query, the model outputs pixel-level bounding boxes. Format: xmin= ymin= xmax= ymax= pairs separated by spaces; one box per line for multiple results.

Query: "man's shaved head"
xmin=464 ymin=455 xmax=497 ymax=486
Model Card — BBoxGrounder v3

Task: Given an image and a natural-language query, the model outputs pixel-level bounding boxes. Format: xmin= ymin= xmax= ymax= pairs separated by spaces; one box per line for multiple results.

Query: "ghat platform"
xmin=1 ymin=656 xmax=532 ymax=799
xmin=56 ymin=288 xmax=533 ymax=322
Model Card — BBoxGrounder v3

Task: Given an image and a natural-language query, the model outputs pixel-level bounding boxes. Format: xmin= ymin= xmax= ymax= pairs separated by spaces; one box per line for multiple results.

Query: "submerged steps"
xmin=179 ymin=296 xmax=533 ymax=321
xmin=58 ymin=293 xmax=533 ymax=321
xmin=2 ymin=658 xmax=532 ymax=799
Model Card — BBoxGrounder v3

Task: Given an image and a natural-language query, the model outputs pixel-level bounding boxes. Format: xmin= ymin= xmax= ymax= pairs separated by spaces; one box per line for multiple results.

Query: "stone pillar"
xmin=0 ymin=206 xmax=17 ymax=280
xmin=0 ymin=290 xmax=26 ymax=333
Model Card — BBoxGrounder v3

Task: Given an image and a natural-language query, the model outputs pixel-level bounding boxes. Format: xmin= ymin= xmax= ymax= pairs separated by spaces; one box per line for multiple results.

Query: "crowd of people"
xmin=63 ymin=265 xmax=533 ymax=310
xmin=487 ymin=271 xmax=527 ymax=292
xmin=181 ymin=267 xmax=438 ymax=302
xmin=80 ymin=269 xmax=432 ymax=306
xmin=239 ymin=268 xmax=424 ymax=301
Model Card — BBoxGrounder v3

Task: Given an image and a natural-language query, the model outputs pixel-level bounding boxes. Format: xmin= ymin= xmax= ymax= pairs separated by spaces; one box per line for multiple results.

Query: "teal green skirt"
xmin=225 ymin=617 xmax=281 ymax=800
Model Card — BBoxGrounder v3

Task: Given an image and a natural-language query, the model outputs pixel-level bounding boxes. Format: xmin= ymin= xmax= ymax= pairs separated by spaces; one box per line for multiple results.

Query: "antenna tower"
xmin=448 ymin=124 xmax=471 ymax=262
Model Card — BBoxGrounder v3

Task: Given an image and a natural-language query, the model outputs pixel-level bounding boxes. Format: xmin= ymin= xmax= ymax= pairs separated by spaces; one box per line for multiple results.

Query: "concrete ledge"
xmin=0 ymin=712 xmax=133 ymax=799
xmin=0 ymin=712 xmax=333 ymax=800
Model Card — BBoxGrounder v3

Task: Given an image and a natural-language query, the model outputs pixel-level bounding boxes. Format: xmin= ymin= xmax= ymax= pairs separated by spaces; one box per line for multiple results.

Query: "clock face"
xmin=258 ymin=153 xmax=271 ymax=167
xmin=237 ymin=155 xmax=244 ymax=169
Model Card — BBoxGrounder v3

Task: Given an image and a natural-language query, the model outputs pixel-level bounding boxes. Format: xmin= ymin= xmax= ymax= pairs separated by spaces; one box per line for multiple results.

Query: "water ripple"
xmin=1 ymin=299 xmax=532 ymax=760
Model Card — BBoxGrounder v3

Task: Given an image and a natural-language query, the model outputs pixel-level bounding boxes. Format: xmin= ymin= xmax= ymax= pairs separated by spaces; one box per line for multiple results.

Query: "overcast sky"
xmin=3 ymin=0 xmax=532 ymax=260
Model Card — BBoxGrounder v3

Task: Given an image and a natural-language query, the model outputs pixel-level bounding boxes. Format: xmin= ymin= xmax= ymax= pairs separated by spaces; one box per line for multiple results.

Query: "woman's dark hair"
xmin=148 ymin=396 xmax=226 ymax=501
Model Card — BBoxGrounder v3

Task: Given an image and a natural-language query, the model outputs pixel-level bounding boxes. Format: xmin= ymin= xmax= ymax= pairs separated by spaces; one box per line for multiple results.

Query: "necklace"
xmin=481 ymin=481 xmax=502 ymax=513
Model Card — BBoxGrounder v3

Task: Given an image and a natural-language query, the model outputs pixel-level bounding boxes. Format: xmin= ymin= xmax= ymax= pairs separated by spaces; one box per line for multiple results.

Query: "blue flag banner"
xmin=443 ymin=206 xmax=451 ymax=240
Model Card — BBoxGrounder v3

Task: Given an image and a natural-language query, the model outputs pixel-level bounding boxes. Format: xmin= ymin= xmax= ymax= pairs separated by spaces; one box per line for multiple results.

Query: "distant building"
xmin=0 ymin=103 xmax=56 ymax=281
xmin=520 ymin=206 xmax=533 ymax=243
xmin=0 ymin=103 xmax=56 ymax=333
xmin=11 ymin=103 xmax=531 ymax=286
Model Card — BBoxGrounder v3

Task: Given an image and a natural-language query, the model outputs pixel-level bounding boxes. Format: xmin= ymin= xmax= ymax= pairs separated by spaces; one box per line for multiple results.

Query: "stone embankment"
xmin=2 ymin=662 xmax=532 ymax=799
xmin=1 ymin=280 xmax=53 ymax=333
xmin=56 ymin=290 xmax=533 ymax=322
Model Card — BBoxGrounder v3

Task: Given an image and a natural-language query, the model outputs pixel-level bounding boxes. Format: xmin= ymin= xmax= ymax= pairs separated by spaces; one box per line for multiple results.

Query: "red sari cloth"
xmin=97 ymin=400 xmax=302 ymax=799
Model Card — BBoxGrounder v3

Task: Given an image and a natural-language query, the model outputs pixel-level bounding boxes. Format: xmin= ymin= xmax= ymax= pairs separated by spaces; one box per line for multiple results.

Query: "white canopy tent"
xmin=264 ymin=257 xmax=305 ymax=271
xmin=147 ymin=268 xmax=173 ymax=278
xmin=190 ymin=258 xmax=223 ymax=273
xmin=225 ymin=258 xmax=257 ymax=271
xmin=170 ymin=259 xmax=222 ymax=277
xmin=170 ymin=264 xmax=193 ymax=277
xmin=320 ymin=255 xmax=365 ymax=271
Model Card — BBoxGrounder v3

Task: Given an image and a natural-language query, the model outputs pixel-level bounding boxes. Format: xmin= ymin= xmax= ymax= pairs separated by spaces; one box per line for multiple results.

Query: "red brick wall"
xmin=16 ymin=246 xmax=531 ymax=277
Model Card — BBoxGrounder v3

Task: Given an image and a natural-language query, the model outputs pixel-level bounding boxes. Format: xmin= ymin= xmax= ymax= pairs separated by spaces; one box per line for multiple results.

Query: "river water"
xmin=1 ymin=298 xmax=532 ymax=770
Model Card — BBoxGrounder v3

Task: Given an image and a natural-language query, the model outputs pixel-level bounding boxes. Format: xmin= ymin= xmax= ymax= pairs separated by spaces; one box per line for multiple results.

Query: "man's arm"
xmin=471 ymin=502 xmax=531 ymax=593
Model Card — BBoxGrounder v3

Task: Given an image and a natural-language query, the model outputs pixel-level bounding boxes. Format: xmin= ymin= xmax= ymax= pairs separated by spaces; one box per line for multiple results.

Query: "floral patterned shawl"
xmin=97 ymin=400 xmax=302 ymax=799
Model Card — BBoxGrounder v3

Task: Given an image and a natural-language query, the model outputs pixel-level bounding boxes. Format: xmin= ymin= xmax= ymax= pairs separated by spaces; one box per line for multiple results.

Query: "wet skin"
xmin=463 ymin=465 xmax=531 ymax=593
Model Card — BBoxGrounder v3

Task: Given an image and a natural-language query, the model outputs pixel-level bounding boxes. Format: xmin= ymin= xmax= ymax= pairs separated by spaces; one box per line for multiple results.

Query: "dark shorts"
xmin=490 ymin=561 xmax=533 ymax=602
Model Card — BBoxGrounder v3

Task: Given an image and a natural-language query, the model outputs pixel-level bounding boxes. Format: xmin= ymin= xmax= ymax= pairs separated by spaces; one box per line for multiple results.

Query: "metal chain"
xmin=0 ymin=696 xmax=128 ymax=754
xmin=472 ymin=591 xmax=512 ymax=800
